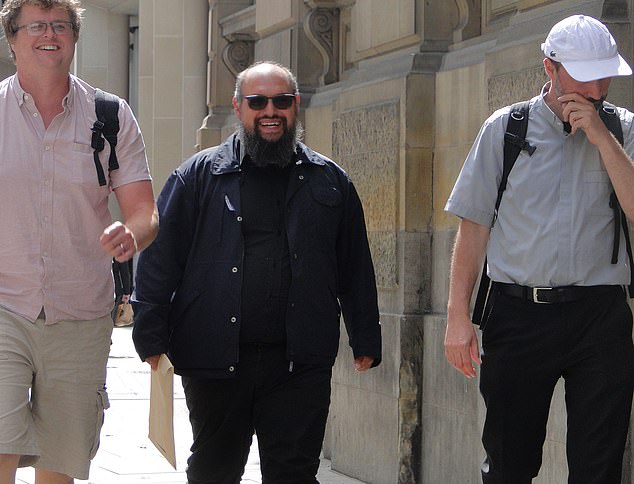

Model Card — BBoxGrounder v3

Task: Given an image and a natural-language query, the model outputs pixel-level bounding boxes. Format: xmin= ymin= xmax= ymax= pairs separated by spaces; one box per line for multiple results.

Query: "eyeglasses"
xmin=243 ymin=93 xmax=296 ymax=111
xmin=14 ymin=21 xmax=74 ymax=37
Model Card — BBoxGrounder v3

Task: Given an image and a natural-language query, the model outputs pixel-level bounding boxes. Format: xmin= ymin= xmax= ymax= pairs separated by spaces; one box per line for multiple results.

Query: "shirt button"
xmin=293 ymin=253 xmax=298 ymax=260
xmin=230 ymin=316 xmax=237 ymax=323
xmin=229 ymin=366 xmax=235 ymax=372
xmin=231 ymin=267 xmax=238 ymax=273
xmin=298 ymin=175 xmax=304 ymax=180
xmin=237 ymin=216 xmax=242 ymax=222
xmin=43 ymin=216 xmax=49 ymax=223
xmin=44 ymin=145 xmax=51 ymax=151
xmin=42 ymin=251 xmax=48 ymax=257
xmin=43 ymin=180 xmax=50 ymax=186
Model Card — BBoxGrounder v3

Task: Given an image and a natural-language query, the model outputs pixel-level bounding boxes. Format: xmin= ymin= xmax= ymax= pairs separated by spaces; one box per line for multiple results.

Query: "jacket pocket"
xmin=309 ymin=183 xmax=343 ymax=207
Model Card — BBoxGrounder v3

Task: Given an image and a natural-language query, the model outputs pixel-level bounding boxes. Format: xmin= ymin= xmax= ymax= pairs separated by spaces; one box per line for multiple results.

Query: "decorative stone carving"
xmin=450 ymin=0 xmax=483 ymax=43
xmin=222 ymin=37 xmax=255 ymax=78
xmin=303 ymin=7 xmax=340 ymax=85
xmin=453 ymin=0 xmax=469 ymax=43
xmin=488 ymin=67 xmax=547 ymax=113
xmin=602 ymin=0 xmax=628 ymax=20
xmin=332 ymin=102 xmax=399 ymax=287
xmin=459 ymin=0 xmax=480 ymax=41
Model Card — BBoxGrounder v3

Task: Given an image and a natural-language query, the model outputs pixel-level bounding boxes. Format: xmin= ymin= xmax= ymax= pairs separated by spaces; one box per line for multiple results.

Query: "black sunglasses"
xmin=243 ymin=93 xmax=296 ymax=110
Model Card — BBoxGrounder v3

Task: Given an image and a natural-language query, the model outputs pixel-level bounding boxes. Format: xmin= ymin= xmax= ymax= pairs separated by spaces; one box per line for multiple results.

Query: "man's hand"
xmin=558 ymin=92 xmax=634 ymax=220
xmin=559 ymin=93 xmax=610 ymax=144
xmin=445 ymin=219 xmax=489 ymax=379
xmin=145 ymin=354 xmax=161 ymax=371
xmin=444 ymin=316 xmax=481 ymax=379
xmin=353 ymin=356 xmax=374 ymax=372
xmin=100 ymin=221 xmax=138 ymax=262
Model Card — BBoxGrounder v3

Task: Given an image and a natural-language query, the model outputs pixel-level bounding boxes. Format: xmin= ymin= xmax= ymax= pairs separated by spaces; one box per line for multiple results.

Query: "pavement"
xmin=15 ymin=325 xmax=365 ymax=484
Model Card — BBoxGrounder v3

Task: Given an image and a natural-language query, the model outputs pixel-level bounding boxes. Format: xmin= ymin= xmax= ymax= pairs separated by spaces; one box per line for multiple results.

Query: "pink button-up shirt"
xmin=0 ymin=74 xmax=151 ymax=324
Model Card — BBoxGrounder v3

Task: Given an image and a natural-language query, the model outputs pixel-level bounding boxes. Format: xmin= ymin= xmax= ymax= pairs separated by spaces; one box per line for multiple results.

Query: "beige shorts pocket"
xmin=89 ymin=387 xmax=110 ymax=459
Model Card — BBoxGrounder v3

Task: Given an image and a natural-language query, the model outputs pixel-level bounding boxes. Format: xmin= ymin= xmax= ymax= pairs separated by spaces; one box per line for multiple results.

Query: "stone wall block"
xmin=327 ymin=313 xmax=401 ymax=483
xmin=431 ymin=228 xmax=455 ymax=314
xmin=487 ymin=66 xmax=547 ymax=113
xmin=328 ymin=384 xmax=399 ymax=483
xmin=397 ymin=314 xmax=425 ymax=483
xmin=421 ymin=314 xmax=481 ymax=482
xmin=333 ymin=101 xmax=399 ymax=288
xmin=399 ymin=231 xmax=430 ymax=314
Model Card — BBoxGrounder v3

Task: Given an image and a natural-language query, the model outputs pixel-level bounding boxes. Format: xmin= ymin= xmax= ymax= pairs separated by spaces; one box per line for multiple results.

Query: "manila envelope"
xmin=149 ymin=353 xmax=177 ymax=469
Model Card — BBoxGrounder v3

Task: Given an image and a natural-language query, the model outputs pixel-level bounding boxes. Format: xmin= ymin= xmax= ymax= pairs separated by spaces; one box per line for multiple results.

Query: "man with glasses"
xmin=0 ymin=1 xmax=157 ymax=483
xmin=132 ymin=61 xmax=382 ymax=483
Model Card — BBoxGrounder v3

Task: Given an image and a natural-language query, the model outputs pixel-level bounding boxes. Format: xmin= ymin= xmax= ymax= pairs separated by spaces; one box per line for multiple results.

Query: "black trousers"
xmin=181 ymin=345 xmax=332 ymax=484
xmin=480 ymin=286 xmax=634 ymax=483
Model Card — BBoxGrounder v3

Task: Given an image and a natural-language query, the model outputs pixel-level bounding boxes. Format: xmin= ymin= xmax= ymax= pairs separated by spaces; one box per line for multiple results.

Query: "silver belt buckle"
xmin=532 ymin=287 xmax=553 ymax=303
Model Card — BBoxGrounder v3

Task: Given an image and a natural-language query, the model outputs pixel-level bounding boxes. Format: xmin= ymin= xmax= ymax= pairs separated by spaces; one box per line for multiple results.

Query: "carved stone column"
xmin=222 ymin=35 xmax=255 ymax=78
xmin=197 ymin=0 xmax=254 ymax=150
xmin=303 ymin=6 xmax=339 ymax=85
xmin=300 ymin=1 xmax=355 ymax=89
xmin=453 ymin=0 xmax=481 ymax=43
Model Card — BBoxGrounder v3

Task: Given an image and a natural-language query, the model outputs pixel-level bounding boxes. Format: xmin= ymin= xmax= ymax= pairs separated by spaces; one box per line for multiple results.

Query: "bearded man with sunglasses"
xmin=132 ymin=61 xmax=382 ymax=483
xmin=0 ymin=1 xmax=158 ymax=483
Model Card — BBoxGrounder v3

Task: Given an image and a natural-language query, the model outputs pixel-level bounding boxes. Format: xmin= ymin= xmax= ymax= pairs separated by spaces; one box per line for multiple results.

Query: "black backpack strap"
xmin=600 ymin=102 xmax=634 ymax=296
xmin=496 ymin=101 xmax=535 ymax=214
xmin=473 ymin=100 xmax=534 ymax=325
xmin=600 ymin=102 xmax=623 ymax=144
xmin=91 ymin=89 xmax=120 ymax=186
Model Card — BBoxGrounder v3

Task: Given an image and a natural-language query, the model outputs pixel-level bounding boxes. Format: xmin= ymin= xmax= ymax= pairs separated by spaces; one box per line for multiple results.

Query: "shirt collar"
xmin=539 ymin=81 xmax=569 ymax=135
xmin=63 ymin=75 xmax=75 ymax=110
xmin=10 ymin=73 xmax=74 ymax=110
xmin=10 ymin=75 xmax=27 ymax=106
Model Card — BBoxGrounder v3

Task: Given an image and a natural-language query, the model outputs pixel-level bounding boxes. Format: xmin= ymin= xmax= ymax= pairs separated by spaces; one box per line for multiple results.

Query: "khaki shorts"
xmin=0 ymin=307 xmax=113 ymax=479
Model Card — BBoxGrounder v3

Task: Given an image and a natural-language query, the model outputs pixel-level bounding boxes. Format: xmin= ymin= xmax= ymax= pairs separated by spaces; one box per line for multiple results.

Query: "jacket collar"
xmin=210 ymin=132 xmax=326 ymax=175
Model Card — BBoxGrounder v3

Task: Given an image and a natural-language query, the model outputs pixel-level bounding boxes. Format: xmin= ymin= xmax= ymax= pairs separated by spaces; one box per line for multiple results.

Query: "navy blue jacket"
xmin=132 ymin=134 xmax=381 ymax=377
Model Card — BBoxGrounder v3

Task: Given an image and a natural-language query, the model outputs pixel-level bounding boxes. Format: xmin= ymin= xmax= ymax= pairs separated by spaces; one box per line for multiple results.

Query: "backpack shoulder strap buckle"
xmin=92 ymin=88 xmax=121 ymax=186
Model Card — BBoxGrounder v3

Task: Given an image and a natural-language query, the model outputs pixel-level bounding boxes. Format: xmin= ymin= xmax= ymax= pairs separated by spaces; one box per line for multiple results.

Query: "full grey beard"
xmin=239 ymin=120 xmax=304 ymax=168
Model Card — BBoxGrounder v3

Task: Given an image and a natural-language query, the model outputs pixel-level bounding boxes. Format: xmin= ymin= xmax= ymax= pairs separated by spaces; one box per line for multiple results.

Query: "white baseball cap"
xmin=542 ymin=14 xmax=632 ymax=82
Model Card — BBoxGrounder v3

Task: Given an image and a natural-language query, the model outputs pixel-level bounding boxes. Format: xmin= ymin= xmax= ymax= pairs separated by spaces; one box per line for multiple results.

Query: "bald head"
xmin=234 ymin=61 xmax=298 ymax=102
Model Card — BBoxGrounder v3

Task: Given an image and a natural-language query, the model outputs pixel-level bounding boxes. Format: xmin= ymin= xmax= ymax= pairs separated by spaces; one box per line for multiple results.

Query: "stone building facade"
xmin=0 ymin=0 xmax=632 ymax=482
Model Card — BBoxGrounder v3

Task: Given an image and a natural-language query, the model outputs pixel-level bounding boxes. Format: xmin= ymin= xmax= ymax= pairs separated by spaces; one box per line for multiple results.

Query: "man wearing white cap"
xmin=444 ymin=14 xmax=634 ymax=483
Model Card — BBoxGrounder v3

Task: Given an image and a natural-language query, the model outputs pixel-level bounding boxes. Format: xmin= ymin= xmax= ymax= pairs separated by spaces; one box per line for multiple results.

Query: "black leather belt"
xmin=495 ymin=283 xmax=618 ymax=304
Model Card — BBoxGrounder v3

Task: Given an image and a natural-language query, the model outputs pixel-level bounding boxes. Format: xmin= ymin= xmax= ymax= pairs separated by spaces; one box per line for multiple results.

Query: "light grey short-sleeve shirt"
xmin=0 ymin=74 xmax=151 ymax=324
xmin=445 ymin=84 xmax=634 ymax=287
